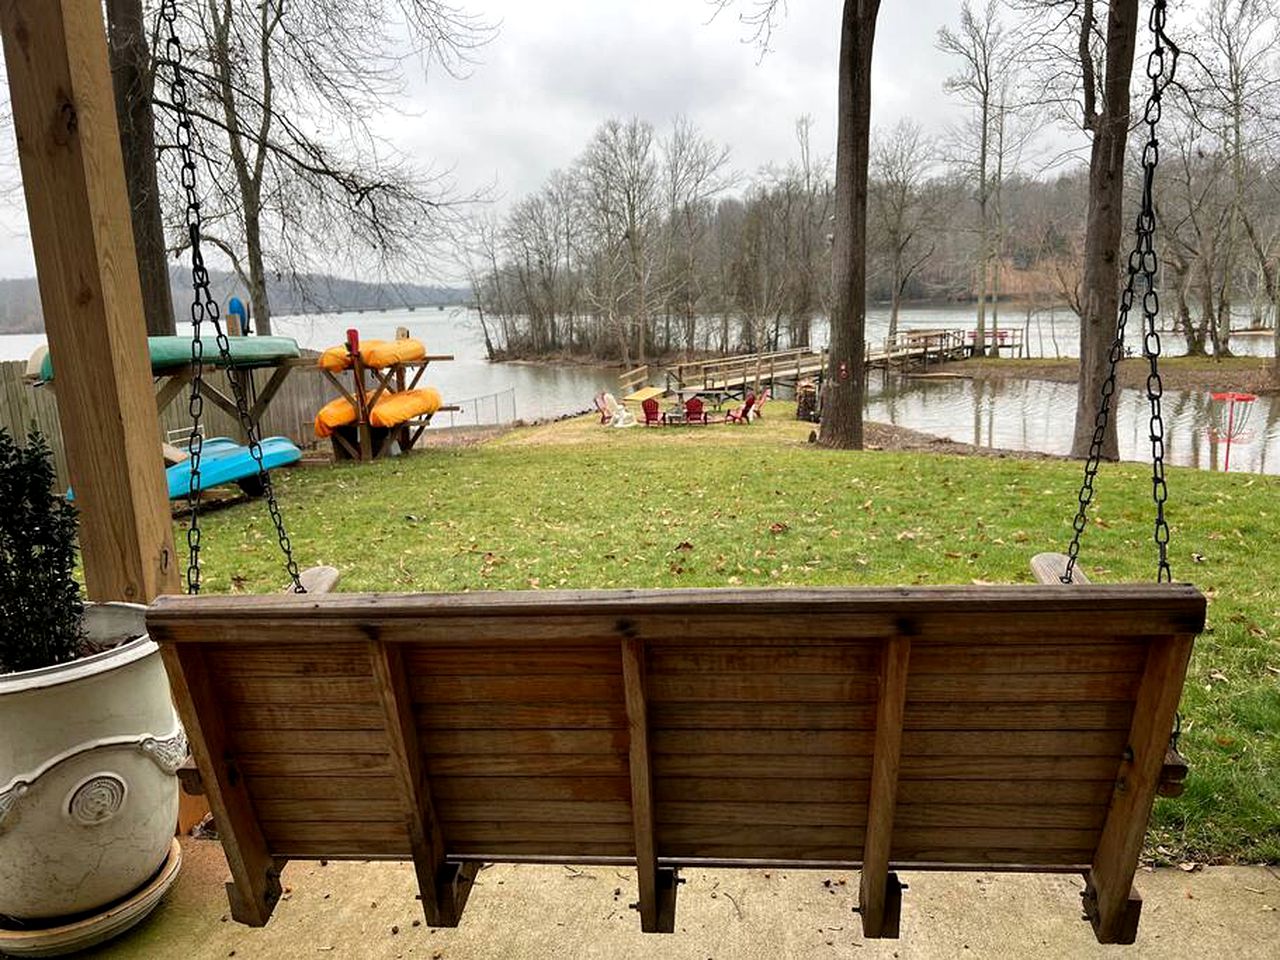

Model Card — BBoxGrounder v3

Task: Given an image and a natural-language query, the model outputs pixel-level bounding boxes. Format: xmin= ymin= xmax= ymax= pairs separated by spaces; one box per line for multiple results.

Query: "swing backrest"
xmin=149 ymin=582 xmax=1204 ymax=943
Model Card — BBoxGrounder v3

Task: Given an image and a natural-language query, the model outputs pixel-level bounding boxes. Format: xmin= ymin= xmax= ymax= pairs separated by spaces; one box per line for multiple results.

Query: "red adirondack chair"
xmin=726 ymin=392 xmax=756 ymax=424
xmin=752 ymin=389 xmax=771 ymax=420
xmin=684 ymin=396 xmax=710 ymax=424
xmin=641 ymin=397 xmax=664 ymax=427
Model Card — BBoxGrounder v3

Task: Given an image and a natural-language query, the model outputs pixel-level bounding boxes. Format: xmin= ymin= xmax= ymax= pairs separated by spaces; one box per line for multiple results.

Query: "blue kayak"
xmin=165 ymin=437 xmax=302 ymax=500
xmin=67 ymin=437 xmax=301 ymax=501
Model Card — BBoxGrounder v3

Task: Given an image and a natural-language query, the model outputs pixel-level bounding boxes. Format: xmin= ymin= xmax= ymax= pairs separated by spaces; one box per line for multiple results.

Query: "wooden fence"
xmin=0 ymin=360 xmax=332 ymax=487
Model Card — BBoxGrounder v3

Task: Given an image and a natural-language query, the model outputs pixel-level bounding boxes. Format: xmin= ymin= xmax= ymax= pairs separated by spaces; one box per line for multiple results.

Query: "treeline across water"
xmin=464 ymin=0 xmax=1280 ymax=367
xmin=465 ymin=116 xmax=1084 ymax=365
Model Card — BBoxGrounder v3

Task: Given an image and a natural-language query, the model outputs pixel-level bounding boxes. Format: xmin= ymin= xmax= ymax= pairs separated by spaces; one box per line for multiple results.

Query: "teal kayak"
xmin=39 ymin=335 xmax=301 ymax=382
xmin=66 ymin=437 xmax=302 ymax=502
xmin=165 ymin=437 xmax=302 ymax=500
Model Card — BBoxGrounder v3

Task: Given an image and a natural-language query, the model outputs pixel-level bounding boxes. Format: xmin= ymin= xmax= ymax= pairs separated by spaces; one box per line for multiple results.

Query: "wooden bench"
xmin=147 ymin=575 xmax=1204 ymax=944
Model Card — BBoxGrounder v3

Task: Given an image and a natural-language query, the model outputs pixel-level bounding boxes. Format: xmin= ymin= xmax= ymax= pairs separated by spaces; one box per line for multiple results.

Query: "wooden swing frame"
xmin=5 ymin=0 xmax=1204 ymax=947
xmin=150 ymin=556 xmax=1204 ymax=945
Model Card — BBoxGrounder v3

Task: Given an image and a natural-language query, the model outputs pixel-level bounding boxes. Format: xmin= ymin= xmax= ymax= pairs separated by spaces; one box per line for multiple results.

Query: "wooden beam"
xmin=620 ymin=635 xmax=678 ymax=933
xmin=1083 ymin=633 xmax=1194 ymax=944
xmin=248 ymin=363 xmax=297 ymax=424
xmin=859 ymin=635 xmax=911 ymax=938
xmin=322 ymin=368 xmax=359 ymax=408
xmin=369 ymin=641 xmax=475 ymax=927
xmin=158 ymin=645 xmax=283 ymax=925
xmin=0 ymin=0 xmax=178 ymax=602
xmin=155 ymin=367 xmax=195 ymax=414
xmin=201 ymin=379 xmax=245 ymax=423
xmin=395 ymin=328 xmax=411 ymax=449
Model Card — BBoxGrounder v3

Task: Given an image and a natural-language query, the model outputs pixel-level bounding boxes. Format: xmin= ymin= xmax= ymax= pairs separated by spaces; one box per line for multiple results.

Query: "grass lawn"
xmin=192 ymin=416 xmax=1280 ymax=865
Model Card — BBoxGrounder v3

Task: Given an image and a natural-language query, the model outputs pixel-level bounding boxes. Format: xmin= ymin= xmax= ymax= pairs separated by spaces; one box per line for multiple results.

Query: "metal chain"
xmin=1062 ymin=0 xmax=1177 ymax=585
xmin=157 ymin=2 xmax=305 ymax=594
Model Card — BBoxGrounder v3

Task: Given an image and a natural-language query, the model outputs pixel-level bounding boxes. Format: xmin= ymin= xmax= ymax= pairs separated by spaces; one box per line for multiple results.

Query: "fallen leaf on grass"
xmin=769 ymin=522 xmax=789 ymax=535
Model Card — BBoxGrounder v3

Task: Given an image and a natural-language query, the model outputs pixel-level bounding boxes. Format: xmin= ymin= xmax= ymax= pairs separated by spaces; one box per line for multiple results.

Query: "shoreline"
xmin=929 ymin=356 xmax=1279 ymax=396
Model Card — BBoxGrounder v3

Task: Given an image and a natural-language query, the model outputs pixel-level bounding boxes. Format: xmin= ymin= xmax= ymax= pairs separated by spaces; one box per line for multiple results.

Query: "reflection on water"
xmin=823 ymin=305 xmax=1277 ymax=360
xmin=2 ymin=305 xmax=1276 ymax=470
xmin=268 ymin=308 xmax=617 ymax=425
xmin=867 ymin=374 xmax=1280 ymax=475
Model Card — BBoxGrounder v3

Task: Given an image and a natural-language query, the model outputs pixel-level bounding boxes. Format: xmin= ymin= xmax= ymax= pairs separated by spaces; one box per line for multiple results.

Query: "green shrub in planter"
xmin=0 ymin=428 xmax=84 ymax=673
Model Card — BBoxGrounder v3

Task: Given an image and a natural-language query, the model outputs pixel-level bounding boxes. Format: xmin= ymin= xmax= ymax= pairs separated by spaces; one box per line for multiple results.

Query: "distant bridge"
xmin=273 ymin=302 xmax=461 ymax=318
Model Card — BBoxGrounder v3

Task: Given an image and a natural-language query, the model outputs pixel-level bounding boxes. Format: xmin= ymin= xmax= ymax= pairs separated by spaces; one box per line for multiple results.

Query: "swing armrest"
xmin=1030 ymin=552 xmax=1092 ymax=585
xmin=291 ymin=566 xmax=341 ymax=595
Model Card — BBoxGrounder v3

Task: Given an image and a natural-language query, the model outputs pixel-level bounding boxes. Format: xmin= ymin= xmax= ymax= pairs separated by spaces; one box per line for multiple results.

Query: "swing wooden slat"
xmin=148 ymin=561 xmax=1204 ymax=944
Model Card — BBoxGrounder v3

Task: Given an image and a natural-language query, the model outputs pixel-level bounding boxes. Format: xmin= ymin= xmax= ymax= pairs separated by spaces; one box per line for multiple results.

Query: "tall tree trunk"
xmin=243 ymin=191 xmax=272 ymax=335
xmin=974 ymin=97 xmax=990 ymax=357
xmin=106 ymin=0 xmax=175 ymax=335
xmin=1070 ymin=0 xmax=1138 ymax=461
xmin=888 ymin=274 xmax=902 ymax=340
xmin=820 ymin=0 xmax=880 ymax=450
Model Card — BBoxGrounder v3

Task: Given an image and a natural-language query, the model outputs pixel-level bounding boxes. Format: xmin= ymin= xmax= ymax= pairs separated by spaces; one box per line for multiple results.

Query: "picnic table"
xmin=623 ymin=386 xmax=665 ymax=405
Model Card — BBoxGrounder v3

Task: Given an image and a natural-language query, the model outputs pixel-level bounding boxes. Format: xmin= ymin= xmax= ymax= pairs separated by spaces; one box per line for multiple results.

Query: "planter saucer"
xmin=0 ymin=838 xmax=182 ymax=957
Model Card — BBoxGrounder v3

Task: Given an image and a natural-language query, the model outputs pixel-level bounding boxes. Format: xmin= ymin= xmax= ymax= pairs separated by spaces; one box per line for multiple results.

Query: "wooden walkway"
xmin=629 ymin=328 xmax=991 ymax=399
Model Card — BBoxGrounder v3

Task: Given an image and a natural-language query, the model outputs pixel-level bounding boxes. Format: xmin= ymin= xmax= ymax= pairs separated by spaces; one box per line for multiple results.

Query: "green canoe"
xmin=38 ymin=335 xmax=301 ymax=382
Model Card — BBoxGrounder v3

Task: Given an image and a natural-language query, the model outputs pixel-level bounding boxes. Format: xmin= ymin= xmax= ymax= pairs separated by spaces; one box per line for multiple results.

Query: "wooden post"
xmin=0 ymin=0 xmax=178 ymax=602
xmin=370 ymin=641 xmax=475 ymax=927
xmin=352 ymin=353 xmax=374 ymax=461
xmin=394 ymin=327 xmax=410 ymax=451
xmin=1083 ymin=633 xmax=1194 ymax=944
xmin=859 ymin=635 xmax=911 ymax=938
xmin=159 ymin=646 xmax=284 ymax=925
xmin=620 ymin=635 xmax=677 ymax=933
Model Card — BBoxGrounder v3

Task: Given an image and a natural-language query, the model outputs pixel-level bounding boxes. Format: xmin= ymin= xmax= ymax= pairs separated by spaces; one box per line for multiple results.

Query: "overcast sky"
xmin=387 ymin=0 xmax=983 ymax=206
xmin=0 ymin=0 xmax=1085 ymax=281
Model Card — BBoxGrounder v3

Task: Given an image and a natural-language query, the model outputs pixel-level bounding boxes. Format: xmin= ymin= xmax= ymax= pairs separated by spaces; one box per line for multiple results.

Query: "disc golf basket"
xmin=1208 ymin=391 xmax=1258 ymax=473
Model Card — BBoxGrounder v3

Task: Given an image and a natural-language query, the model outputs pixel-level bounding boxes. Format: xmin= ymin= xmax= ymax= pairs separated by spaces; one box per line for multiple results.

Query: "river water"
xmin=3 ymin=304 xmax=1276 ymax=474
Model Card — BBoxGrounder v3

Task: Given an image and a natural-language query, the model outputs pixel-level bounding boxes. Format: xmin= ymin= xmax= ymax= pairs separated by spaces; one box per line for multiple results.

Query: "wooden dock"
xmin=626 ymin=328 xmax=994 ymax=399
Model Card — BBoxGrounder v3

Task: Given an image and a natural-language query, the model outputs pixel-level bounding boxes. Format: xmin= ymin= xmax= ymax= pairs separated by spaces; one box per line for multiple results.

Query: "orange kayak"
xmin=315 ymin=387 xmax=444 ymax=438
xmin=318 ymin=337 xmax=426 ymax=372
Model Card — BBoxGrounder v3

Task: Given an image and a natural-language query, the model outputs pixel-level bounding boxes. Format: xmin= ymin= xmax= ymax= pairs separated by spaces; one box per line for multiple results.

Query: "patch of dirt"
xmin=861 ymin=421 xmax=1064 ymax=461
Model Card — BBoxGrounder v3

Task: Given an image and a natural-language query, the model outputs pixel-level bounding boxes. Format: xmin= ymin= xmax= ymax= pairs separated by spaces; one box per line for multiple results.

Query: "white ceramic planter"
xmin=0 ymin=604 xmax=183 ymax=921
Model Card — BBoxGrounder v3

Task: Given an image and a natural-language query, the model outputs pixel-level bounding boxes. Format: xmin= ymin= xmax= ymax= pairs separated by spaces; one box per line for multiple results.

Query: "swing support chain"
xmin=158 ymin=0 xmax=304 ymax=594
xmin=1063 ymin=0 xmax=1177 ymax=586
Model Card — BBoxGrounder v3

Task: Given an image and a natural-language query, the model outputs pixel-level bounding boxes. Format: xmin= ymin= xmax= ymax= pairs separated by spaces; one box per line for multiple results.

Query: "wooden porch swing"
xmin=146 ymin=0 xmax=1203 ymax=944
xmin=0 ymin=0 xmax=1202 ymax=949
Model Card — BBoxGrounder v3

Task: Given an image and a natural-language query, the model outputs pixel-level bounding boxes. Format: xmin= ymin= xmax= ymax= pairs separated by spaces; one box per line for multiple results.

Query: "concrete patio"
xmin=86 ymin=838 xmax=1279 ymax=959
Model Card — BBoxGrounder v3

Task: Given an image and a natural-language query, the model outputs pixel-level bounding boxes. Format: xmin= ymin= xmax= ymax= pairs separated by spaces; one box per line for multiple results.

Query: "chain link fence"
xmin=437 ymin=388 xmax=518 ymax=428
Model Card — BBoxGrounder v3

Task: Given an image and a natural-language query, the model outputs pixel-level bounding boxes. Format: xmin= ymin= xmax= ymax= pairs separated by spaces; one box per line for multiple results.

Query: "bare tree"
xmin=1192 ymin=0 xmax=1280 ymax=356
xmin=660 ymin=116 xmax=733 ymax=354
xmin=713 ymin=0 xmax=880 ymax=449
xmin=1009 ymin=0 xmax=1143 ymax=459
xmin=106 ymin=0 xmax=174 ymax=335
xmin=157 ymin=0 xmax=493 ymax=334
xmin=870 ymin=120 xmax=937 ymax=338
xmin=819 ymin=0 xmax=882 ymax=450
xmin=937 ymin=1 xmax=1010 ymax=357
xmin=577 ymin=119 xmax=662 ymax=365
